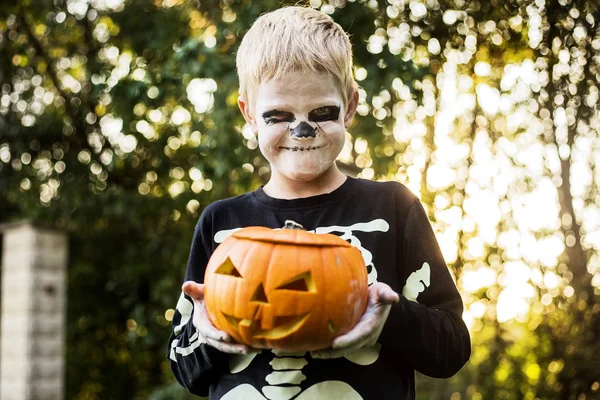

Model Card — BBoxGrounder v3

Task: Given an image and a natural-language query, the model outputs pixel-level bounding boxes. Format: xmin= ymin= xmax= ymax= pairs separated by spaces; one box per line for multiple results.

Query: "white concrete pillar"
xmin=1 ymin=220 xmax=68 ymax=400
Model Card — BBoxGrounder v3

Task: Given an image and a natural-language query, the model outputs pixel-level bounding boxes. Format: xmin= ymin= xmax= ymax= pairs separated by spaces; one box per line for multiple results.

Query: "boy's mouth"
xmin=279 ymin=145 xmax=323 ymax=152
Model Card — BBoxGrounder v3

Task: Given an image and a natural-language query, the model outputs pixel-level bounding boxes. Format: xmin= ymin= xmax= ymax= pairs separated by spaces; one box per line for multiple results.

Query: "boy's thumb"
xmin=377 ymin=284 xmax=400 ymax=304
xmin=182 ymin=281 xmax=205 ymax=300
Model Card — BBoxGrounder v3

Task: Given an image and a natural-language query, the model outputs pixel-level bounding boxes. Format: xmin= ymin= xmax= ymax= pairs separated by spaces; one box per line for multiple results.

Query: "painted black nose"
xmin=290 ymin=121 xmax=317 ymax=138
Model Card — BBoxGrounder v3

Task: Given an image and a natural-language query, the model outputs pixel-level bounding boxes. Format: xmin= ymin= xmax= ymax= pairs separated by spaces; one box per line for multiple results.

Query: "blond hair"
xmin=236 ymin=6 xmax=357 ymax=117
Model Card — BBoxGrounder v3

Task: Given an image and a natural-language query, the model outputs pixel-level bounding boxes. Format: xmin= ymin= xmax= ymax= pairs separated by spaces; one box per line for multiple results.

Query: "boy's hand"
xmin=182 ymin=281 xmax=258 ymax=355
xmin=311 ymin=282 xmax=399 ymax=359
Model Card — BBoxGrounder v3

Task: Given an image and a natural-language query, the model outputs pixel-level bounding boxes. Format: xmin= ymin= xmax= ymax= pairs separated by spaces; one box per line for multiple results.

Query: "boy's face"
xmin=239 ymin=70 xmax=357 ymax=182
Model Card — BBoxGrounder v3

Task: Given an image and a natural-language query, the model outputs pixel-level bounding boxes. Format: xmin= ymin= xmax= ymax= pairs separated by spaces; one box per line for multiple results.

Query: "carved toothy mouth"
xmin=253 ymin=313 xmax=310 ymax=339
xmin=279 ymin=146 xmax=324 ymax=152
xmin=223 ymin=312 xmax=310 ymax=340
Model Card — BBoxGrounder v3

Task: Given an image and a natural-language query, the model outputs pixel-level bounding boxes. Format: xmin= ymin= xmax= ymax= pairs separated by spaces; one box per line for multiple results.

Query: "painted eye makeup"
xmin=309 ymin=105 xmax=340 ymax=122
xmin=261 ymin=105 xmax=341 ymax=125
xmin=262 ymin=110 xmax=295 ymax=125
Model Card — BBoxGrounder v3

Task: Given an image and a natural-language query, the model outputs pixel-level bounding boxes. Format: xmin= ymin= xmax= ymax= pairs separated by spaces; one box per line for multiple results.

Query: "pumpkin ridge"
xmin=317 ymin=246 xmax=328 ymax=342
xmin=237 ymin=239 xmax=267 ymax=326
xmin=338 ymin=245 xmax=368 ymax=325
xmin=335 ymin=246 xmax=357 ymax=326
xmin=210 ymin=236 xmax=240 ymax=334
xmin=263 ymin=239 xmax=280 ymax=340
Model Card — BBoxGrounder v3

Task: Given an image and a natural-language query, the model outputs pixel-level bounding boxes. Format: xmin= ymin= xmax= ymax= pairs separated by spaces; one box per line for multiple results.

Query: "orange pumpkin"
xmin=204 ymin=221 xmax=368 ymax=352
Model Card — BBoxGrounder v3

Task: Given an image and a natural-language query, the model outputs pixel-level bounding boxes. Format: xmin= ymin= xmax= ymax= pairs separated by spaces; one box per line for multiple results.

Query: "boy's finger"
xmin=205 ymin=338 xmax=252 ymax=354
xmin=332 ymin=318 xmax=376 ymax=349
xmin=376 ymin=284 xmax=400 ymax=304
xmin=198 ymin=322 xmax=231 ymax=343
xmin=312 ymin=337 xmax=372 ymax=359
xmin=192 ymin=300 xmax=232 ymax=343
xmin=369 ymin=282 xmax=399 ymax=305
xmin=311 ymin=349 xmax=346 ymax=359
xmin=182 ymin=281 xmax=204 ymax=300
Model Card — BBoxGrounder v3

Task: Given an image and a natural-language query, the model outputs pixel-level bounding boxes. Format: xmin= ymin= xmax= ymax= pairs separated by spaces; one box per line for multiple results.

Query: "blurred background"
xmin=1 ymin=0 xmax=599 ymax=399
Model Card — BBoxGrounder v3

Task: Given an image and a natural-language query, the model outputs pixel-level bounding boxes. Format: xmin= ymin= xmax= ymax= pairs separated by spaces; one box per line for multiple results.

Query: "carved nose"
xmin=252 ymin=283 xmax=269 ymax=304
xmin=290 ymin=121 xmax=317 ymax=138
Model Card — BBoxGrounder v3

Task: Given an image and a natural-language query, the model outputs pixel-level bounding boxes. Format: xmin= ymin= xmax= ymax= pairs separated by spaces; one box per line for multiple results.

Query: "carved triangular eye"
xmin=276 ymin=272 xmax=315 ymax=292
xmin=215 ymin=257 xmax=242 ymax=277
xmin=251 ymin=283 xmax=268 ymax=303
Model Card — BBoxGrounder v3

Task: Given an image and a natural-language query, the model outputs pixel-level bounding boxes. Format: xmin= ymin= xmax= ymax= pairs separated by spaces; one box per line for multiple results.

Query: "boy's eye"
xmin=312 ymin=107 xmax=330 ymax=115
xmin=262 ymin=110 xmax=294 ymax=125
xmin=309 ymin=106 xmax=340 ymax=122
xmin=265 ymin=118 xmax=286 ymax=125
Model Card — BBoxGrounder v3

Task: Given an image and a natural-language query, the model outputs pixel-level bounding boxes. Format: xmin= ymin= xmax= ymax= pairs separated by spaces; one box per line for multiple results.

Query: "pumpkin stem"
xmin=283 ymin=220 xmax=306 ymax=230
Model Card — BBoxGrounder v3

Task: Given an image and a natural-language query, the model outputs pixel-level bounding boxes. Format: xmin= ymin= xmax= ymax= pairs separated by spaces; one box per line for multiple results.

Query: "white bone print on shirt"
xmin=224 ymin=350 xmax=362 ymax=400
xmin=402 ymin=262 xmax=431 ymax=302
xmin=170 ymin=293 xmax=206 ymax=361
xmin=221 ymin=381 xmax=361 ymax=400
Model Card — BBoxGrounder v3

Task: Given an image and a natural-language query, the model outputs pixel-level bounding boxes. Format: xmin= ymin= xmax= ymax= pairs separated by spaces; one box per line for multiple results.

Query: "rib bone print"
xmin=224 ymin=350 xmax=363 ymax=400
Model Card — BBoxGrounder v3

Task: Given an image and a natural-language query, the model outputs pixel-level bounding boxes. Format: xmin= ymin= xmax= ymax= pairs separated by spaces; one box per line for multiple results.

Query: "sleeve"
xmin=166 ymin=210 xmax=229 ymax=396
xmin=383 ymin=198 xmax=471 ymax=378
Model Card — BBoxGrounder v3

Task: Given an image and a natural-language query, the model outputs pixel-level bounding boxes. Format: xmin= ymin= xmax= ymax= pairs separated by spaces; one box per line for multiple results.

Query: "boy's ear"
xmin=344 ymin=89 xmax=359 ymax=128
xmin=238 ymin=96 xmax=258 ymax=134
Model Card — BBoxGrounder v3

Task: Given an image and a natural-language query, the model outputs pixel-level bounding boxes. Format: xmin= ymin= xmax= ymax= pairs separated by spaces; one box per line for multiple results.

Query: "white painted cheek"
xmin=322 ymin=128 xmax=346 ymax=157
xmin=257 ymin=126 xmax=287 ymax=161
xmin=316 ymin=119 xmax=343 ymax=128
xmin=317 ymin=122 xmax=344 ymax=142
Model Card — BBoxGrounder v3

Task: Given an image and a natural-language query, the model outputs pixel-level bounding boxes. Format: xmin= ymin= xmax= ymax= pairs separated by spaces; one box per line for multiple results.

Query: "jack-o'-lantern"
xmin=204 ymin=220 xmax=368 ymax=352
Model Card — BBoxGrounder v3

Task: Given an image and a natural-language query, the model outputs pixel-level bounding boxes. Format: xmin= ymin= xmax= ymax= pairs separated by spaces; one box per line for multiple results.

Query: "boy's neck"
xmin=263 ymin=165 xmax=347 ymax=200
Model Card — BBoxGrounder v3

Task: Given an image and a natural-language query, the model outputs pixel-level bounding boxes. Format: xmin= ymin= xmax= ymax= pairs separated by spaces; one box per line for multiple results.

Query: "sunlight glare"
xmin=462 ymin=267 xmax=497 ymax=293
xmin=476 ymin=84 xmax=500 ymax=115
xmin=497 ymin=287 xmax=530 ymax=323
xmin=187 ymin=78 xmax=217 ymax=114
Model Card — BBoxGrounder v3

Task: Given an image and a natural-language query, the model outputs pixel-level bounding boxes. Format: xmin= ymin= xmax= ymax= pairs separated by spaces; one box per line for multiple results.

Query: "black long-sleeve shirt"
xmin=168 ymin=177 xmax=471 ymax=399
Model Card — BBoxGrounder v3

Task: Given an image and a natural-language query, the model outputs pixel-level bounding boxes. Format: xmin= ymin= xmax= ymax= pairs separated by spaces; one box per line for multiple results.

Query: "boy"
xmin=168 ymin=6 xmax=470 ymax=399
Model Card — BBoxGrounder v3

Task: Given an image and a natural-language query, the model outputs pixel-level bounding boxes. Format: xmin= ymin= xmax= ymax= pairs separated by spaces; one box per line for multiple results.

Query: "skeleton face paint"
xmin=253 ymin=71 xmax=348 ymax=182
